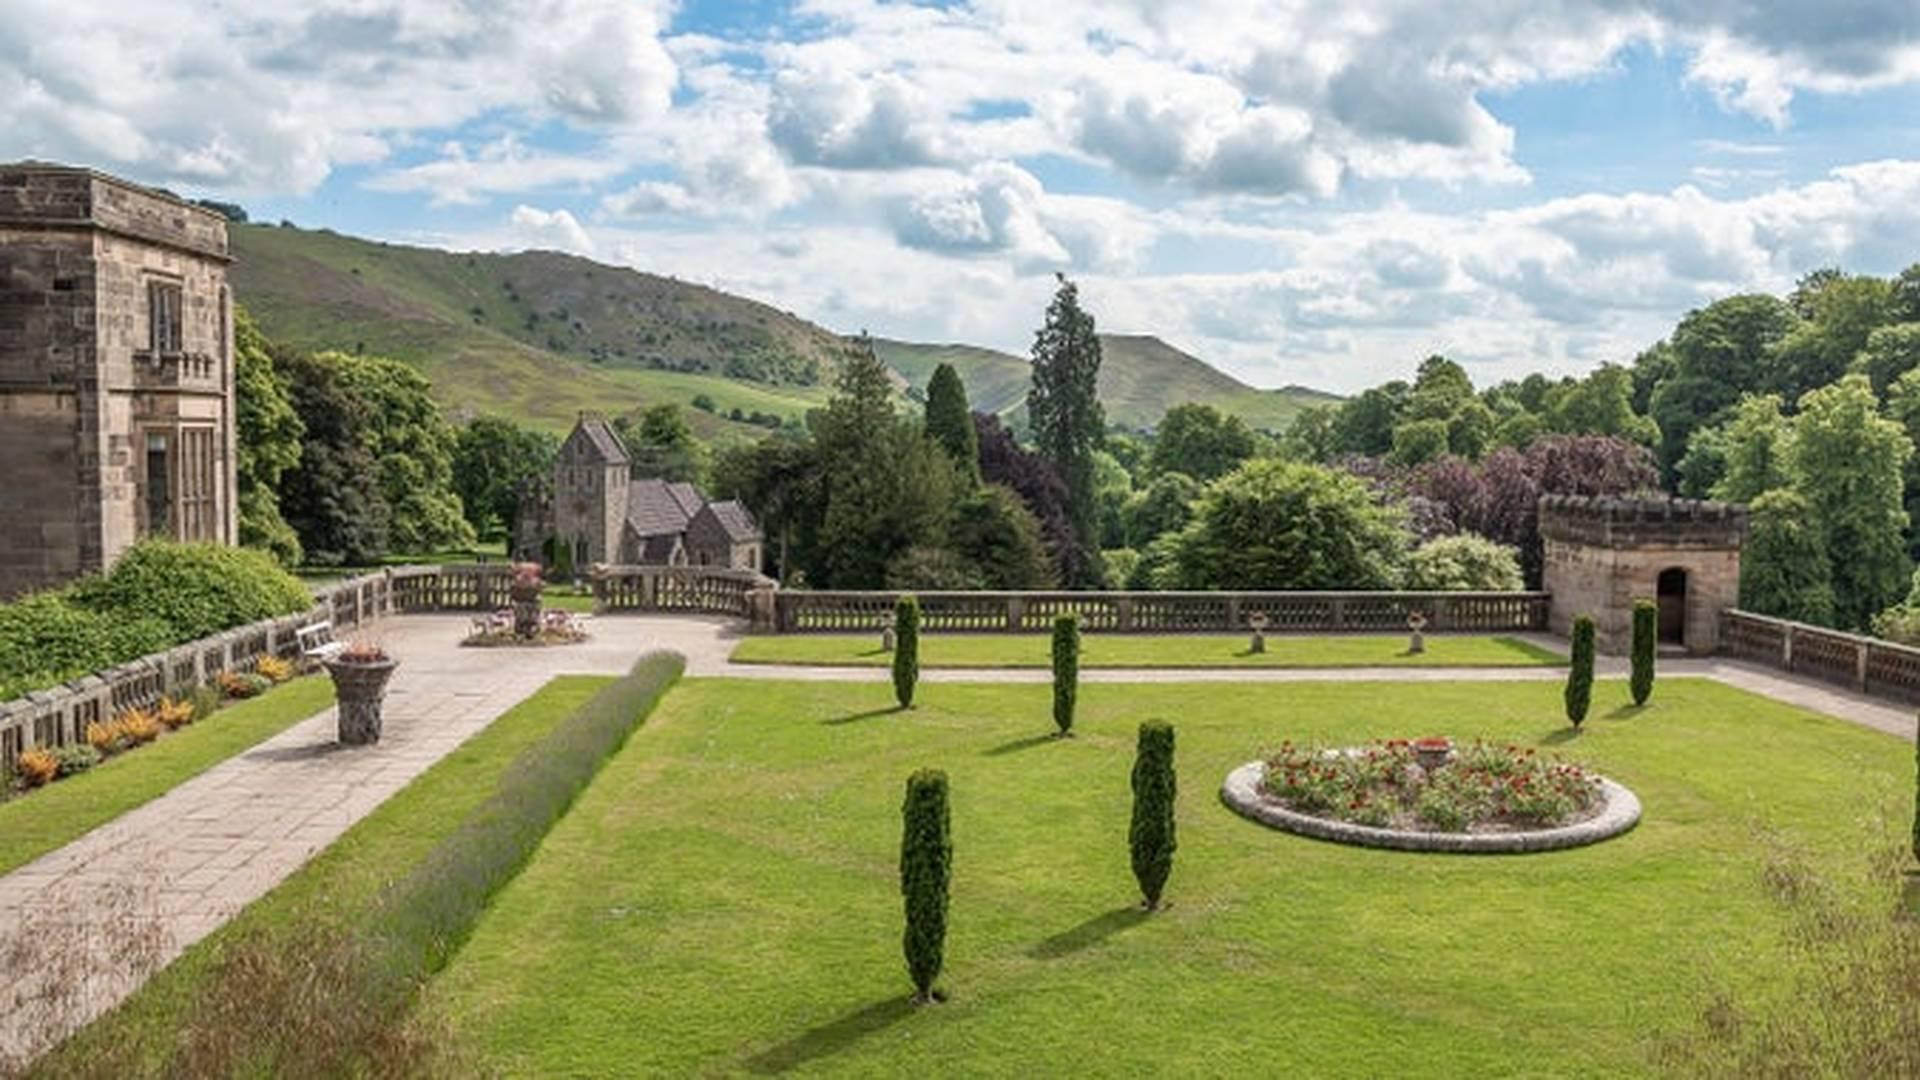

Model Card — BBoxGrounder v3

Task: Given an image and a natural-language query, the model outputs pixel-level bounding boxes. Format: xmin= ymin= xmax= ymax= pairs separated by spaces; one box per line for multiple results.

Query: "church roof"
xmin=704 ymin=499 xmax=761 ymax=542
xmin=572 ymin=418 xmax=629 ymax=465
xmin=627 ymin=477 xmax=696 ymax=537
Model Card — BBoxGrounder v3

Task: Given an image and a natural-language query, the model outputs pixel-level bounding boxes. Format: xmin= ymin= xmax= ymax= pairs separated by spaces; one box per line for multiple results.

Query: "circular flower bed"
xmin=1220 ymin=738 xmax=1640 ymax=854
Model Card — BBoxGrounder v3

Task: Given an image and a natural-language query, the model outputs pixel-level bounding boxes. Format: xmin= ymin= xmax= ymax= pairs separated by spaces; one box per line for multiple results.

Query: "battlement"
xmin=1538 ymin=494 xmax=1748 ymax=550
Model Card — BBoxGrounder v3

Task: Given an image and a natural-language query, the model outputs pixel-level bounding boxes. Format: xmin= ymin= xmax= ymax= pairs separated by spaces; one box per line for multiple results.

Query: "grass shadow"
xmin=745 ymin=996 xmax=915 ymax=1074
xmin=1028 ymin=906 xmax=1150 ymax=960
xmin=1604 ymin=703 xmax=1649 ymax=721
xmin=982 ymin=732 xmax=1058 ymax=757
xmin=1541 ymin=727 xmax=1583 ymax=746
xmin=822 ymin=706 xmax=901 ymax=726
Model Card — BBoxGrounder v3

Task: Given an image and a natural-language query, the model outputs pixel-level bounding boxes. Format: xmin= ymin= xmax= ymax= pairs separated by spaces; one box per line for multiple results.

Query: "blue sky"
xmin=6 ymin=0 xmax=1920 ymax=392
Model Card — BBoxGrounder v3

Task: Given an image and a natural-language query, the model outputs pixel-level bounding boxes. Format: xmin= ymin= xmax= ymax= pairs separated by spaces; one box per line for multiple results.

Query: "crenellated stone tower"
xmin=1538 ymin=495 xmax=1748 ymax=655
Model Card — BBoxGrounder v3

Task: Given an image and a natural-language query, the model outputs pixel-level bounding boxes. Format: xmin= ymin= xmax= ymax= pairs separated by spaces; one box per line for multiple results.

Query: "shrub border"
xmin=1219 ymin=760 xmax=1641 ymax=854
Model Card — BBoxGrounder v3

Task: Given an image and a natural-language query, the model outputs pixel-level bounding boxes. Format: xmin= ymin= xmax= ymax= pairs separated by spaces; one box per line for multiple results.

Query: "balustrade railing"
xmin=0 ymin=569 xmax=395 ymax=774
xmin=1721 ymin=609 xmax=1920 ymax=703
xmin=773 ymin=590 xmax=1551 ymax=635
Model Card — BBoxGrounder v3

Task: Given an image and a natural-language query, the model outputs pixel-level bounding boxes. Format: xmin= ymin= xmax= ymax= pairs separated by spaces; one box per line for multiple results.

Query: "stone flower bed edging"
xmin=1219 ymin=761 xmax=1641 ymax=854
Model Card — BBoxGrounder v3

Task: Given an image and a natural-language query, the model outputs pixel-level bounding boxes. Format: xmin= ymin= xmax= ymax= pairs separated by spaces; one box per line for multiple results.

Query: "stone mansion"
xmin=515 ymin=416 xmax=763 ymax=572
xmin=0 ymin=164 xmax=236 ymax=599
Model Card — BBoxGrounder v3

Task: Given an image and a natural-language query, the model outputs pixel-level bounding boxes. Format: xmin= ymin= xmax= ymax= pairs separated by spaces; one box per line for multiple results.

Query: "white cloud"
xmin=505 ymin=205 xmax=596 ymax=255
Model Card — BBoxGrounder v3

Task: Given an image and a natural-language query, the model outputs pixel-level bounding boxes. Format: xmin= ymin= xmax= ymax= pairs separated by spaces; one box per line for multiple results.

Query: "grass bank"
xmin=730 ymin=632 xmax=1564 ymax=669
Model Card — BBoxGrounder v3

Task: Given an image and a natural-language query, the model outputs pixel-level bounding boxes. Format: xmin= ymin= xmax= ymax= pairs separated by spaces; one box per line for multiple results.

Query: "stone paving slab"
xmin=2 ymin=613 xmax=1911 ymax=1067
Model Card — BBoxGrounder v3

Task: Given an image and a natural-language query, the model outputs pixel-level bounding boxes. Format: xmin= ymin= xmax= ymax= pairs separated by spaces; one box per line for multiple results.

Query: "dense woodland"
xmin=230 ymin=262 xmax=1920 ymax=644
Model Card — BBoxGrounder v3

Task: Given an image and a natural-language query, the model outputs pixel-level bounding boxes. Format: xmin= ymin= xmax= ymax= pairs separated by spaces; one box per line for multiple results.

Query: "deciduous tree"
xmin=1790 ymin=374 xmax=1912 ymax=630
xmin=1164 ymin=460 xmax=1407 ymax=590
xmin=233 ymin=307 xmax=304 ymax=564
xmin=1149 ymin=403 xmax=1256 ymax=481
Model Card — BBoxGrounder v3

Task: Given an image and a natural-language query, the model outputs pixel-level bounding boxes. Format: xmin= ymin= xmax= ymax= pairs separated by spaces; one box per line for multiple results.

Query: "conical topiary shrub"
xmin=1130 ymin=721 xmax=1176 ymax=910
xmin=893 ymin=595 xmax=920 ymax=710
xmin=900 ymin=768 xmax=951 ymax=1003
xmin=1052 ymin=613 xmax=1079 ymax=737
xmin=1630 ymin=599 xmax=1656 ymax=706
xmin=1565 ymin=615 xmax=1595 ymax=729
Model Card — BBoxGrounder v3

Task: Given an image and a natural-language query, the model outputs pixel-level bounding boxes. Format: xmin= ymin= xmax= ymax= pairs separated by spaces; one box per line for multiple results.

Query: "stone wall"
xmin=0 ymin=164 xmax=233 ymax=598
xmin=1539 ymin=495 xmax=1747 ymax=654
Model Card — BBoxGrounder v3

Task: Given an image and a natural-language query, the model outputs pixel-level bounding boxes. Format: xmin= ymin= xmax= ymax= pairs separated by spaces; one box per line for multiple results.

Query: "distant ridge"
xmin=875 ymin=334 xmax=1339 ymax=432
xmin=230 ymin=223 xmax=1337 ymax=438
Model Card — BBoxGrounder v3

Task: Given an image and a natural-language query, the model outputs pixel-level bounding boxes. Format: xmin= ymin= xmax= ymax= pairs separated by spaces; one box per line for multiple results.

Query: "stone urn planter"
xmin=508 ymin=561 xmax=545 ymax=639
xmin=1412 ymin=736 xmax=1453 ymax=773
xmin=326 ymin=646 xmax=398 ymax=746
xmin=1407 ymin=610 xmax=1429 ymax=655
xmin=1247 ymin=611 xmax=1269 ymax=654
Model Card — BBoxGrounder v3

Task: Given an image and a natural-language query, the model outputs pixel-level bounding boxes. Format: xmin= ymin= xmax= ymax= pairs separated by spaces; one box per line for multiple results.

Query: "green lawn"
xmin=0 ymin=677 xmax=335 ymax=877
xmin=40 ymin=675 xmax=613 ymax=1075
xmin=429 ymin=676 xmax=1909 ymax=1076
xmin=730 ymin=632 xmax=1565 ymax=668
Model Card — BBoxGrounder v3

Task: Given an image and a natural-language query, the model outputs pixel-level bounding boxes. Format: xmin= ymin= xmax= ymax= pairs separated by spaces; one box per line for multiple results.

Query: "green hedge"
xmin=0 ymin=594 xmax=172 ymax=701
xmin=372 ymin=652 xmax=684 ymax=976
xmin=0 ymin=541 xmax=313 ymax=702
xmin=70 ymin=541 xmax=313 ymax=641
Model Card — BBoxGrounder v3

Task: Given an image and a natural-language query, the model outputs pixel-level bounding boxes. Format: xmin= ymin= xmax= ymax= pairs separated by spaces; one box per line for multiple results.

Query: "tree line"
xmin=236 ymin=258 xmax=1920 ymax=646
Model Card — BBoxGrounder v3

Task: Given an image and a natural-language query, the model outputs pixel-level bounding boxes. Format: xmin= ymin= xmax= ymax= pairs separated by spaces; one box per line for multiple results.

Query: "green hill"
xmin=229 ymin=224 xmax=844 ymax=439
xmin=875 ymin=334 xmax=1340 ymax=432
xmin=230 ymin=224 xmax=1338 ymax=440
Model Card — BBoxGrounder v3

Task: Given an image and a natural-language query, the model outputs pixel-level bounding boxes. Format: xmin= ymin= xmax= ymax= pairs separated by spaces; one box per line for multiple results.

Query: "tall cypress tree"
xmin=1130 ymin=721 xmax=1177 ymax=910
xmin=1029 ymin=275 xmax=1105 ymax=588
xmin=925 ymin=363 xmax=981 ymax=484
xmin=1630 ymin=599 xmax=1656 ymax=706
xmin=1565 ymin=615 xmax=1595 ymax=728
xmin=893 ymin=595 xmax=920 ymax=709
xmin=1052 ymin=613 xmax=1080 ymax=737
xmin=900 ymin=768 xmax=952 ymax=1003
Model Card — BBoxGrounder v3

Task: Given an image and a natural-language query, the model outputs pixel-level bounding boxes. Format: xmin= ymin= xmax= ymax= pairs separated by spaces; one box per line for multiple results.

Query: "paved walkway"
xmin=0 ymin=615 xmax=668 ymax=1066
xmin=0 ymin=615 xmax=1910 ymax=1065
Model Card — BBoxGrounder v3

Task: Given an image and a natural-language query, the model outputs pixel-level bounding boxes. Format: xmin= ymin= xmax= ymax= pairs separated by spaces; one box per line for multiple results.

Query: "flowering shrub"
xmin=255 ymin=655 xmax=295 ymax=683
xmin=1262 ymin=739 xmax=1602 ymax=833
xmin=86 ymin=720 xmax=123 ymax=753
xmin=155 ymin=695 xmax=195 ymax=729
xmin=117 ymin=708 xmax=161 ymax=745
xmin=15 ymin=748 xmax=57 ymax=788
xmin=219 ymin=670 xmax=272 ymax=699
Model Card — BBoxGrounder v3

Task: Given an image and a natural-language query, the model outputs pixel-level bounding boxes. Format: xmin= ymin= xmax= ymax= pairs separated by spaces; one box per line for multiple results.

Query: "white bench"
xmin=296 ymin=621 xmax=345 ymax=665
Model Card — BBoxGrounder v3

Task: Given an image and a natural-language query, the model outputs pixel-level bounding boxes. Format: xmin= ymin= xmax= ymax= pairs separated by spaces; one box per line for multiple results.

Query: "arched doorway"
xmin=1656 ymin=568 xmax=1688 ymax=646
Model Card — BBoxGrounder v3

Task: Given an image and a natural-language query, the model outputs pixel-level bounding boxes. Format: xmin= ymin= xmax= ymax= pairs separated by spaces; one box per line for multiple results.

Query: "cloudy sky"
xmin=7 ymin=1 xmax=1920 ymax=392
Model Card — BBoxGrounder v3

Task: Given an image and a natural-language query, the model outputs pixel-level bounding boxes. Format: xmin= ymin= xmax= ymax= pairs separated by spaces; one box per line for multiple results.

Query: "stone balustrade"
xmin=773 ymin=589 xmax=1550 ymax=635
xmin=1721 ymin=609 xmax=1920 ymax=703
xmin=0 ymin=571 xmax=395 ymax=773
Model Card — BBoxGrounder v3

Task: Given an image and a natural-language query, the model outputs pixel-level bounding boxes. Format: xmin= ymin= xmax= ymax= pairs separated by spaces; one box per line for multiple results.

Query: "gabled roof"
xmin=703 ymin=499 xmax=761 ymax=543
xmin=566 ymin=417 xmax=629 ymax=465
xmin=665 ymin=481 xmax=704 ymax=519
xmin=626 ymin=477 xmax=695 ymax=537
